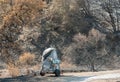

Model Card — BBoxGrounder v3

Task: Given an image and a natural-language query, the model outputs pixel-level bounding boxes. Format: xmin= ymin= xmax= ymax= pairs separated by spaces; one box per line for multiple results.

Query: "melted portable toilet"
xmin=40 ymin=47 xmax=61 ymax=76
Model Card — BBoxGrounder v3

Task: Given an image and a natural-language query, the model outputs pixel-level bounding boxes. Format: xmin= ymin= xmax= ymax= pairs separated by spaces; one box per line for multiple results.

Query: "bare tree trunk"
xmin=10 ymin=0 xmax=13 ymax=6
xmin=90 ymin=62 xmax=95 ymax=72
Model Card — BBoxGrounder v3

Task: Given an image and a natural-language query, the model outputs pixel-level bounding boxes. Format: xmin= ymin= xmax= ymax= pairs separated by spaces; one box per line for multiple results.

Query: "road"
xmin=0 ymin=70 xmax=120 ymax=82
xmin=0 ymin=75 xmax=91 ymax=82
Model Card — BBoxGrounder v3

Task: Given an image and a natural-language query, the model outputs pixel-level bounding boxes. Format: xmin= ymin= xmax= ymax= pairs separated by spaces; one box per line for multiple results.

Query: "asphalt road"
xmin=0 ymin=70 xmax=120 ymax=82
xmin=0 ymin=74 xmax=90 ymax=82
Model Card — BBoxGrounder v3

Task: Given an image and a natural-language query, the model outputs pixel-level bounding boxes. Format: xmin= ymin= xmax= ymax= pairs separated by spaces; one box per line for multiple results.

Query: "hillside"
xmin=0 ymin=0 xmax=120 ymax=76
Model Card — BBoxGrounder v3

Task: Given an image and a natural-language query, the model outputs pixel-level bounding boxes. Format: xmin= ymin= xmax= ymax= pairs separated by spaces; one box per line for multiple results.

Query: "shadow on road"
xmin=0 ymin=75 xmax=33 ymax=82
xmin=0 ymin=75 xmax=91 ymax=82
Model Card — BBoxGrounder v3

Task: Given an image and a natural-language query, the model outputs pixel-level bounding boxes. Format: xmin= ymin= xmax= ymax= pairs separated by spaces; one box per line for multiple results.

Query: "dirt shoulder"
xmin=89 ymin=78 xmax=120 ymax=82
xmin=64 ymin=69 xmax=120 ymax=76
